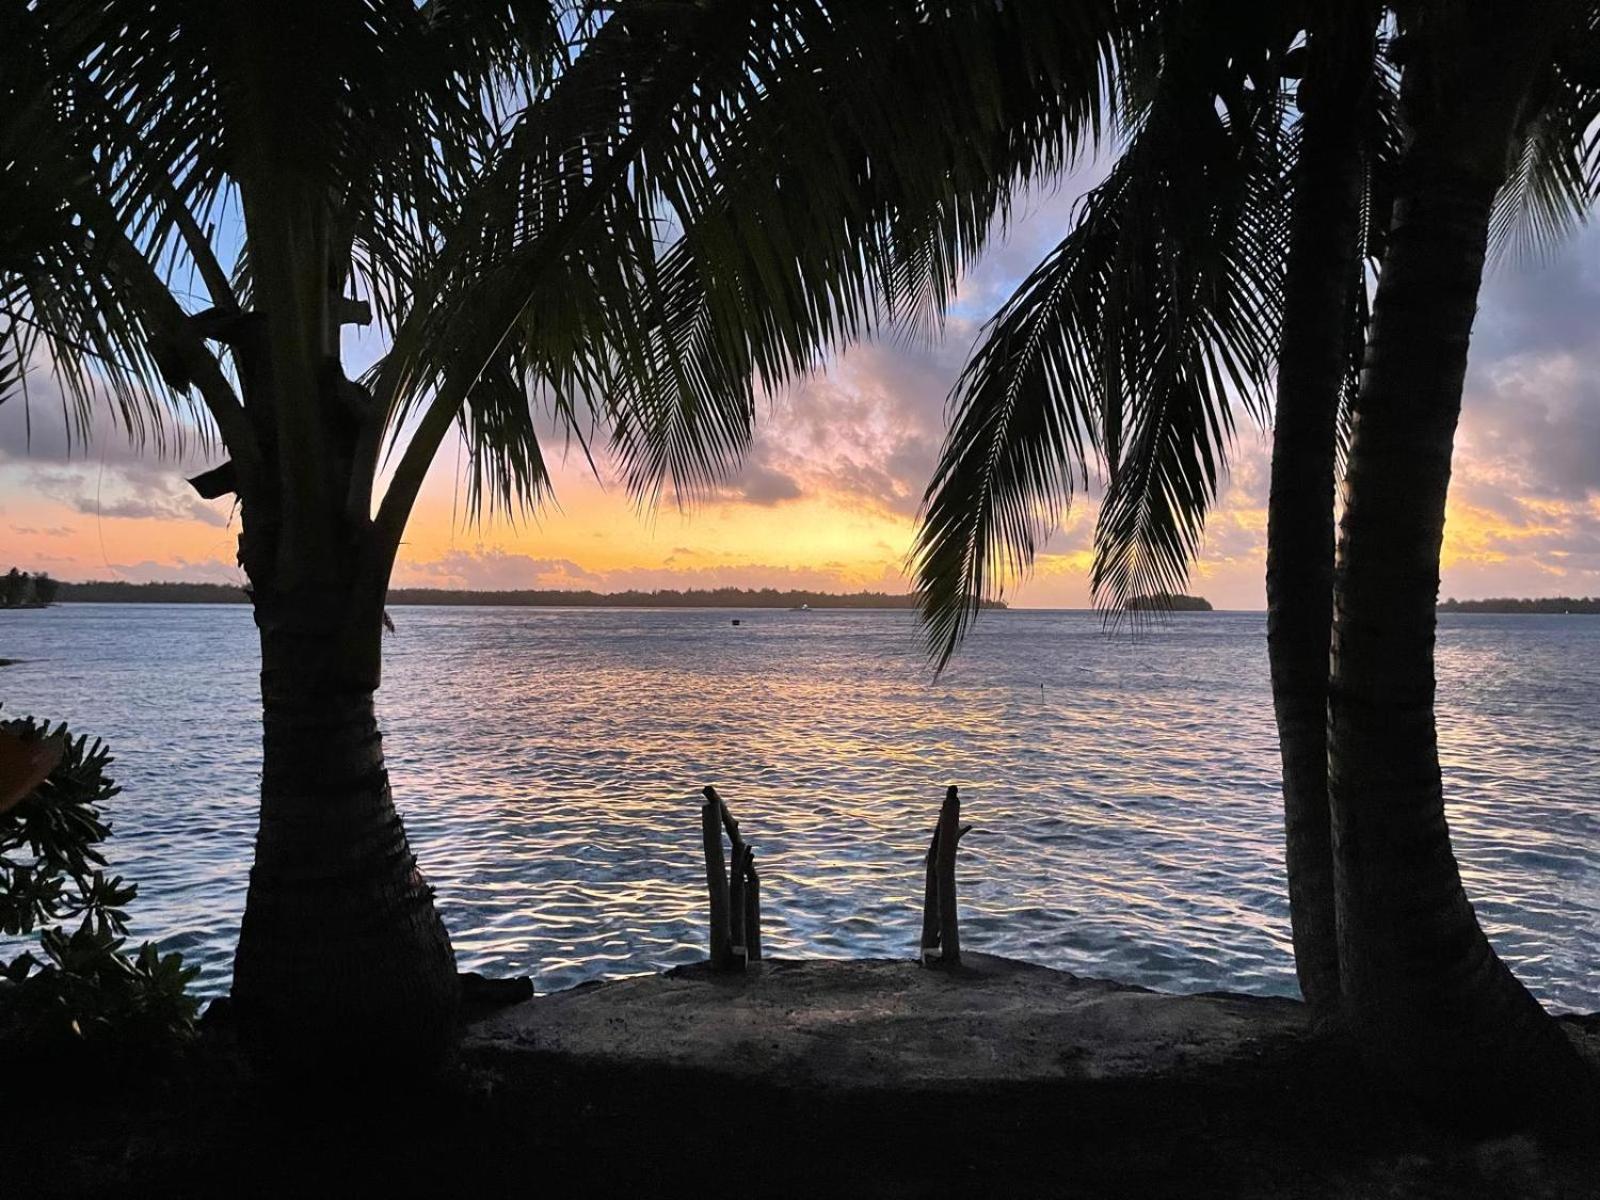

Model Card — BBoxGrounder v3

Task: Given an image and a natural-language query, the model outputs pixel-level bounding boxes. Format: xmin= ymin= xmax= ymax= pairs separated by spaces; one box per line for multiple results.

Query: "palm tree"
xmin=1327 ymin=0 xmax=1599 ymax=1125
xmin=1266 ymin=0 xmax=1386 ymax=1017
xmin=914 ymin=0 xmax=1356 ymax=1007
xmin=913 ymin=0 xmax=1600 ymax=1114
xmin=1 ymin=0 xmax=1126 ymax=1070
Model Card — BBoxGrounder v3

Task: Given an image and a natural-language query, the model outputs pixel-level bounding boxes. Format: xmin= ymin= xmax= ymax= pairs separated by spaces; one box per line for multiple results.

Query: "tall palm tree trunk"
xmin=1267 ymin=4 xmax=1374 ymax=1018
xmin=223 ymin=304 xmax=459 ymax=1071
xmin=231 ymin=586 xmax=460 ymax=1074
xmin=1328 ymin=0 xmax=1595 ymax=1127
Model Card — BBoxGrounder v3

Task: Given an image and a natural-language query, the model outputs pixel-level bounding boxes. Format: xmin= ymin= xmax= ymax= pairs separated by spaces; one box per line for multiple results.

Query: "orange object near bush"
xmin=0 ymin=728 xmax=65 ymax=816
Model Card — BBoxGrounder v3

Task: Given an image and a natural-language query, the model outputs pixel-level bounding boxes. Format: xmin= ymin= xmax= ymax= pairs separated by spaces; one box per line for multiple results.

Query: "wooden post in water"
xmin=702 ymin=785 xmax=761 ymax=972
xmin=744 ymin=849 xmax=762 ymax=962
xmin=701 ymin=792 xmax=733 ymax=970
xmin=920 ymin=823 xmax=942 ymax=964
xmin=713 ymin=787 xmax=748 ymax=968
xmin=922 ymin=786 xmax=971 ymax=968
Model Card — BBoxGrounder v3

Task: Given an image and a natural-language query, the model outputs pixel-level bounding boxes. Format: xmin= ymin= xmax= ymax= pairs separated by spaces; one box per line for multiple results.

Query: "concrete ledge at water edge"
xmin=464 ymin=952 xmax=1314 ymax=1091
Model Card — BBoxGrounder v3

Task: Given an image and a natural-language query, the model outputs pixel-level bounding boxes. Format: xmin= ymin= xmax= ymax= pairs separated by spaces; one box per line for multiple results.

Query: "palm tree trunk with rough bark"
xmin=231 ymin=584 xmax=460 ymax=1076
xmin=221 ymin=275 xmax=459 ymax=1073
xmin=1329 ymin=0 xmax=1597 ymax=1128
xmin=1267 ymin=3 xmax=1375 ymax=1018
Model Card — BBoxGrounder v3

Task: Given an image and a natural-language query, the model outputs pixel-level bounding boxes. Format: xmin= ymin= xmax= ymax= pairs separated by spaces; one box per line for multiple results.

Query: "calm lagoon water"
xmin=1 ymin=604 xmax=1596 ymax=1011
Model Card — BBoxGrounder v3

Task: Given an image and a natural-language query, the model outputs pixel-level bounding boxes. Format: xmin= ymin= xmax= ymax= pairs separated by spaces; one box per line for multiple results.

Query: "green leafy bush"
xmin=0 ymin=715 xmax=199 ymax=1059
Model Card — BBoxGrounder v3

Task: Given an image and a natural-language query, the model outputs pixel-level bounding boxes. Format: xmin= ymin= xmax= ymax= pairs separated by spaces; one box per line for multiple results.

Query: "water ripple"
xmin=0 ymin=606 xmax=1595 ymax=1012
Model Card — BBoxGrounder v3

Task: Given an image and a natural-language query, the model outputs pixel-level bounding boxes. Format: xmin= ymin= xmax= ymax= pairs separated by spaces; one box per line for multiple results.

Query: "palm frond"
xmin=0 ymin=3 xmax=187 ymax=447
xmin=914 ymin=10 xmax=1294 ymax=667
xmin=377 ymin=0 xmax=1134 ymax=527
xmin=1490 ymin=60 xmax=1598 ymax=263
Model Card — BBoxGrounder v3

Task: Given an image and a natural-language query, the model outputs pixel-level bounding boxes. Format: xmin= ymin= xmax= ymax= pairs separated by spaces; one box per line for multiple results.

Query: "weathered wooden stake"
xmin=744 ymin=850 xmax=762 ymax=962
xmin=726 ymin=843 xmax=747 ymax=966
xmin=922 ymin=786 xmax=970 ymax=968
xmin=701 ymin=794 xmax=733 ymax=970
xmin=920 ymin=823 xmax=942 ymax=963
xmin=703 ymin=785 xmax=762 ymax=972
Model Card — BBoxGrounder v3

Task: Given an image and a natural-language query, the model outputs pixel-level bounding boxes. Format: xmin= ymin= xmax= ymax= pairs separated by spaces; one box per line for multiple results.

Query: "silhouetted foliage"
xmin=1 ymin=569 xmax=28 ymax=607
xmin=1438 ymin=597 xmax=1600 ymax=614
xmin=0 ymin=713 xmax=199 ymax=1061
xmin=0 ymin=569 xmax=57 ymax=608
xmin=1125 ymin=593 xmax=1213 ymax=612
xmin=51 ymin=581 xmax=249 ymax=604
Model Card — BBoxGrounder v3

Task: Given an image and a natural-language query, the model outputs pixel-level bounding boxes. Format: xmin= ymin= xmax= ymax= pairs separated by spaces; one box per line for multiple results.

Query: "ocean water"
xmin=1 ymin=604 xmax=1595 ymax=1011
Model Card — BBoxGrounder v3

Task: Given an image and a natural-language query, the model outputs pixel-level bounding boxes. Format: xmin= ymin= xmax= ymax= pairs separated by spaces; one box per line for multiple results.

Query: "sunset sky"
xmin=4 ymin=181 xmax=1600 ymax=610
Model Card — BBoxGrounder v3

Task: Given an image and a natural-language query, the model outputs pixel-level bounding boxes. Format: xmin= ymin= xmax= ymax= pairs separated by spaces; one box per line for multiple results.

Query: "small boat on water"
xmin=790 ymin=603 xmax=810 ymax=612
xmin=731 ymin=619 xmax=741 ymax=626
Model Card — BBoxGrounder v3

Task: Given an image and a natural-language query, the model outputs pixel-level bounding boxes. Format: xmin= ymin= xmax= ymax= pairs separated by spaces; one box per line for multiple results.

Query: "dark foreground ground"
xmin=5 ymin=956 xmax=1598 ymax=1198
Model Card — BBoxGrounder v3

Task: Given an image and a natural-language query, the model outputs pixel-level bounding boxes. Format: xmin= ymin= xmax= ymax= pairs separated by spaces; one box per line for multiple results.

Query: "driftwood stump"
xmin=743 ymin=851 xmax=762 ymax=962
xmin=702 ymin=786 xmax=762 ymax=971
xmin=702 ymin=793 xmax=734 ymax=970
xmin=920 ymin=786 xmax=971 ymax=968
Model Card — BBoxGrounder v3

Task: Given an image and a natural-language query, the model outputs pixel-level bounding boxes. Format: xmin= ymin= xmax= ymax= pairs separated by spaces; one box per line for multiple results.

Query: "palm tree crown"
xmin=1 ymin=0 xmax=1143 ymax=1067
xmin=913 ymin=0 xmax=1600 ymax=666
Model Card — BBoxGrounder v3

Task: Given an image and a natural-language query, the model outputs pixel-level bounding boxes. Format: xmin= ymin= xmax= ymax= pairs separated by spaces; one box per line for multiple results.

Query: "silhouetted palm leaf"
xmin=914 ymin=6 xmax=1294 ymax=665
xmin=377 ymin=1 xmax=1135 ymax=526
xmin=912 ymin=2 xmax=1597 ymax=668
xmin=1490 ymin=51 xmax=1600 ymax=262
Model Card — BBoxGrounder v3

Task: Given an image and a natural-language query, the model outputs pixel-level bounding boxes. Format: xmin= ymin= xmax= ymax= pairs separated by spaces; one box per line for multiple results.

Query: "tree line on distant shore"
xmin=1439 ymin=597 xmax=1600 ymax=614
xmin=30 ymin=581 xmax=1599 ymax=614
xmin=0 ymin=569 xmax=58 ymax=609
xmin=40 ymin=580 xmax=1006 ymax=610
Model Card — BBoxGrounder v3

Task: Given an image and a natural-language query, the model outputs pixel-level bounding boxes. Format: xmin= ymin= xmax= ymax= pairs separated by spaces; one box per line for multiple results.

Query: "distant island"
xmin=1438 ymin=597 xmax=1600 ymax=614
xmin=46 ymin=580 xmax=1006 ymax=611
xmin=0 ymin=569 xmax=59 ymax=609
xmin=1125 ymin=592 xmax=1213 ymax=612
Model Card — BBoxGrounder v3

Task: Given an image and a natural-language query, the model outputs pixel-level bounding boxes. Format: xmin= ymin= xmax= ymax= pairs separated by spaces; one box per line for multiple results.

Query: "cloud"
xmin=948 ymin=168 xmax=1108 ymax=319
xmin=0 ymin=364 xmax=218 ymax=471
xmin=9 ymin=524 xmax=73 ymax=537
xmin=392 ymin=542 xmax=909 ymax=595
xmin=9 ymin=169 xmax=1600 ymax=609
xmin=27 ymin=465 xmax=232 ymax=528
xmin=392 ymin=546 xmax=603 ymax=591
xmin=2 ymin=370 xmax=233 ymax=532
xmin=734 ymin=332 xmax=973 ymax=522
xmin=99 ymin=557 xmax=244 ymax=585
xmin=731 ymin=462 xmax=803 ymax=506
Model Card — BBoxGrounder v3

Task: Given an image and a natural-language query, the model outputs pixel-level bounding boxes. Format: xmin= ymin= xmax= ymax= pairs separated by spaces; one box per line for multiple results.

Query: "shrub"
xmin=0 ymin=714 xmax=199 ymax=1060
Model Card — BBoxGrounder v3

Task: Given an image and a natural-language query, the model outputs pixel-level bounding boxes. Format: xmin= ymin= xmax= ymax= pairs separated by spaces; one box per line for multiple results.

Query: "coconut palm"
xmin=1266 ymin=0 xmax=1387 ymax=1016
xmin=914 ymin=0 xmax=1600 ymax=1115
xmin=914 ymin=0 xmax=1362 ymax=1017
xmin=1328 ymin=0 xmax=1600 ymax=1125
xmin=1 ymin=0 xmax=1133 ymax=1069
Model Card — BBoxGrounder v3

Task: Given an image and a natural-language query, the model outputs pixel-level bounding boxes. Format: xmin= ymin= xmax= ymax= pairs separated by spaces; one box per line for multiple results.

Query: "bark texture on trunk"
xmin=1267 ymin=5 xmax=1373 ymax=1017
xmin=1329 ymin=0 xmax=1596 ymax=1128
xmin=232 ymin=605 xmax=459 ymax=1076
